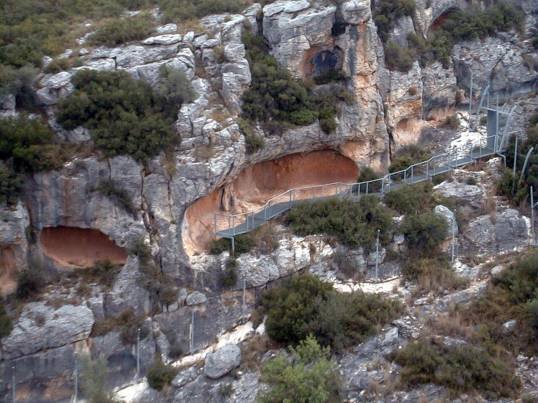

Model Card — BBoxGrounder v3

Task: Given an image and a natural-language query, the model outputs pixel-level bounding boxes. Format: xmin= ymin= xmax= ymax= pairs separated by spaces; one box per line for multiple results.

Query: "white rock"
xmin=156 ymin=23 xmax=178 ymax=34
xmin=204 ymin=344 xmax=241 ymax=379
xmin=186 ymin=291 xmax=207 ymax=305
xmin=142 ymin=34 xmax=182 ymax=46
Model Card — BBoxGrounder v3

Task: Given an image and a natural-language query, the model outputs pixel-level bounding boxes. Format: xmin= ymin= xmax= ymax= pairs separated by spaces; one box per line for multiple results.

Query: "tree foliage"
xmin=57 ymin=69 xmax=187 ymax=161
xmin=287 ymin=196 xmax=394 ymax=250
xmin=400 ymin=212 xmax=448 ymax=256
xmin=259 ymin=336 xmax=342 ymax=403
xmin=259 ymin=274 xmax=402 ymax=351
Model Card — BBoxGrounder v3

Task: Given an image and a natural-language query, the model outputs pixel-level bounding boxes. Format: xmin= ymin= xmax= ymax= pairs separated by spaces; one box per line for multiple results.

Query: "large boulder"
xmin=204 ymin=344 xmax=241 ymax=379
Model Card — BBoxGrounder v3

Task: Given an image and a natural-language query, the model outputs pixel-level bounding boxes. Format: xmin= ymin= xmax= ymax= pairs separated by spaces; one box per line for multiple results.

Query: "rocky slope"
xmin=0 ymin=0 xmax=537 ymax=401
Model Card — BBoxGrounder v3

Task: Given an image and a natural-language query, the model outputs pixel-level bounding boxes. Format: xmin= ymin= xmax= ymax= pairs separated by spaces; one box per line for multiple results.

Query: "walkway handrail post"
xmin=366 ymin=181 xmax=369 ymax=195
xmin=381 ymin=178 xmax=384 ymax=195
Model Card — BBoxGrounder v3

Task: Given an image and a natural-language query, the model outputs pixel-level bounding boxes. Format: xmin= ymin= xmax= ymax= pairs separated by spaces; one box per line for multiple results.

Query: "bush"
xmin=239 ymin=118 xmax=264 ymax=154
xmin=373 ymin=0 xmax=416 ymax=42
xmin=219 ymin=257 xmax=238 ymax=288
xmin=384 ymin=40 xmax=415 ymax=73
xmin=241 ymin=31 xmax=340 ymax=133
xmin=0 ymin=303 xmax=12 ymax=338
xmin=0 ymin=65 xmax=39 ymax=110
xmin=57 ymin=70 xmax=180 ymax=162
xmin=259 ymin=274 xmax=402 ymax=350
xmin=16 ymin=266 xmax=46 ymax=300
xmin=259 ymin=336 xmax=342 ymax=403
xmin=208 ymin=233 xmax=255 ymax=255
xmin=156 ymin=65 xmax=196 ymax=107
xmin=89 ymin=14 xmax=154 ymax=46
xmin=403 ymin=257 xmax=467 ymax=296
xmin=443 ymin=114 xmax=460 ymax=129
xmin=158 ymin=0 xmax=248 ymax=22
xmin=96 ymin=180 xmax=137 ymax=217
xmin=0 ymin=163 xmax=23 ymax=205
xmin=401 ymin=212 xmax=447 ymax=255
xmin=392 ymin=339 xmax=520 ymax=399
xmin=385 ymin=182 xmax=434 ymax=215
xmin=43 ymin=58 xmax=71 ymax=74
xmin=0 ymin=115 xmax=63 ymax=173
xmin=92 ymin=308 xmax=147 ymax=345
xmin=287 ymin=196 xmax=394 ymax=251
xmin=459 ymin=251 xmax=538 ymax=356
xmin=80 ymin=356 xmax=116 ymax=403
xmin=84 ymin=260 xmax=122 ymax=289
xmin=389 ymin=144 xmax=431 ymax=174
xmin=147 ymin=356 xmax=178 ymax=391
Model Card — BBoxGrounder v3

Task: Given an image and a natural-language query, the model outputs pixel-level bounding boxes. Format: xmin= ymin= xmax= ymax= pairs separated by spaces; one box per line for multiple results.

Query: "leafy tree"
xmin=80 ymin=355 xmax=116 ymax=403
xmin=259 ymin=336 xmax=342 ymax=403
xmin=0 ymin=115 xmax=62 ymax=172
xmin=389 ymin=144 xmax=431 ymax=174
xmin=57 ymin=70 xmax=186 ymax=161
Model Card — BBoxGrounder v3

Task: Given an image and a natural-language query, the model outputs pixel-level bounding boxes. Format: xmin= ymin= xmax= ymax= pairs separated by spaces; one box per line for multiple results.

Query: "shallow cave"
xmin=40 ymin=226 xmax=127 ymax=268
xmin=183 ymin=150 xmax=359 ymax=255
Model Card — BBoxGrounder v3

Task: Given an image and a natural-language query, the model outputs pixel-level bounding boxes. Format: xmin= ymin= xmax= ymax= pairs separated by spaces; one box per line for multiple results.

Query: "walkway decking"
xmin=215 ymin=141 xmax=498 ymax=239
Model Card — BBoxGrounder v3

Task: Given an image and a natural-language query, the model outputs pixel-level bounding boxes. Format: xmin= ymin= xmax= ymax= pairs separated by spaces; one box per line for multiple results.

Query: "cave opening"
xmin=40 ymin=227 xmax=127 ymax=268
xmin=183 ymin=150 xmax=359 ymax=255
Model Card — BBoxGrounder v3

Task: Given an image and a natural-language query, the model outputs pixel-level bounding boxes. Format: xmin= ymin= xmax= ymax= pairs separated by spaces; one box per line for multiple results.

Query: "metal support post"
xmin=531 ymin=186 xmax=535 ymax=246
xmin=451 ymin=220 xmax=456 ymax=264
xmin=375 ymin=229 xmax=380 ymax=281
xmin=136 ymin=328 xmax=140 ymax=379
xmin=72 ymin=358 xmax=78 ymax=403
xmin=189 ymin=311 xmax=194 ymax=353
xmin=469 ymin=70 xmax=473 ymax=127
xmin=12 ymin=365 xmax=15 ymax=403
xmin=512 ymin=135 xmax=518 ymax=195
xmin=242 ymin=278 xmax=246 ymax=318
xmin=231 ymin=236 xmax=235 ymax=257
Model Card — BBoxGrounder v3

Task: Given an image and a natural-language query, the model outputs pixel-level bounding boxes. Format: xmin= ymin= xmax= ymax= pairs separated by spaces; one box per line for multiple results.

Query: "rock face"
xmin=204 ymin=344 xmax=241 ymax=379
xmin=2 ymin=303 xmax=94 ymax=359
xmin=464 ymin=209 xmax=531 ymax=254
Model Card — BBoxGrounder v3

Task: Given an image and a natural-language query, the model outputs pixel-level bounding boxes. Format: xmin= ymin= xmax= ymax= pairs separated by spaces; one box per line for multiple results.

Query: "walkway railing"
xmin=214 ymin=134 xmax=501 ymax=238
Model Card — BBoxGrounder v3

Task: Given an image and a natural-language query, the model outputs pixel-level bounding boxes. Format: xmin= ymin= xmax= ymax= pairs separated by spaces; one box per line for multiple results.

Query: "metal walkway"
xmin=213 ymin=84 xmax=522 ymax=240
xmin=214 ymin=139 xmax=500 ymax=239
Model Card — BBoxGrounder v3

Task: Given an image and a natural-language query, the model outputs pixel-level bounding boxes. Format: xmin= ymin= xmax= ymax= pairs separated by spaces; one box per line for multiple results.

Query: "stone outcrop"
xmin=203 ymin=344 xmax=241 ymax=379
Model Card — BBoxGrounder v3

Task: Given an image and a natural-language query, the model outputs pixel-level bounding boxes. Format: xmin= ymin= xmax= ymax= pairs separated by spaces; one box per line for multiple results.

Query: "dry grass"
xmin=193 ymin=144 xmax=217 ymax=160
xmin=178 ymin=18 xmax=204 ymax=34
xmin=241 ymin=335 xmax=276 ymax=371
xmin=426 ymin=311 xmax=475 ymax=340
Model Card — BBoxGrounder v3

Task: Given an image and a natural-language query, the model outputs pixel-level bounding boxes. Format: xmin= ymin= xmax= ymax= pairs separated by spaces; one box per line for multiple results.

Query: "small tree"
xmin=259 ymin=336 xmax=342 ymax=403
xmin=80 ymin=356 xmax=116 ymax=403
xmin=401 ymin=212 xmax=448 ymax=255
xmin=147 ymin=355 xmax=178 ymax=391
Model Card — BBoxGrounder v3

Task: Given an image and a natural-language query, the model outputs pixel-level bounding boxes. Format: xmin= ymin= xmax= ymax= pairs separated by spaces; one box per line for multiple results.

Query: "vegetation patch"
xmin=259 ymin=336 xmax=342 ymax=403
xmin=96 ymin=180 xmax=137 ymax=217
xmin=0 ymin=302 xmax=13 ymax=338
xmin=286 ymin=196 xmax=394 ymax=251
xmin=400 ymin=212 xmax=448 ymax=256
xmin=0 ymin=162 xmax=23 ymax=206
xmin=209 ymin=233 xmax=255 ymax=256
xmin=241 ymin=30 xmax=346 ymax=135
xmin=258 ymin=274 xmax=402 ymax=351
xmin=91 ymin=308 xmax=147 ymax=345
xmin=403 ymin=257 xmax=467 ymax=296
xmin=88 ymin=13 xmax=154 ymax=46
xmin=15 ymin=265 xmax=46 ymax=301
xmin=219 ymin=257 xmax=238 ymax=288
xmin=392 ymin=338 xmax=520 ymax=399
xmin=385 ymin=182 xmax=435 ymax=215
xmin=147 ymin=355 xmax=178 ymax=391
xmin=57 ymin=69 xmax=192 ymax=162
xmin=458 ymin=251 xmax=538 ymax=356
xmin=389 ymin=144 xmax=431 ymax=174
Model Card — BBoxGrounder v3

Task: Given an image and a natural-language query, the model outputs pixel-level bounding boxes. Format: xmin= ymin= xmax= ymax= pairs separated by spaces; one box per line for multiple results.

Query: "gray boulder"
xmin=434 ymin=205 xmax=458 ymax=234
xmin=204 ymin=344 xmax=241 ymax=379
xmin=186 ymin=291 xmax=207 ymax=306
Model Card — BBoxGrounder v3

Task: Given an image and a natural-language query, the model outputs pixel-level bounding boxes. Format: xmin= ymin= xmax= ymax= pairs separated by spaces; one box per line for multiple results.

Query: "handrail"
xmin=214 ymin=134 xmax=501 ymax=236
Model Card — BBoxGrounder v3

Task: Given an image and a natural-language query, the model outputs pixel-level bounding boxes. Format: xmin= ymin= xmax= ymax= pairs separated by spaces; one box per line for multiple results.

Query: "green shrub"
xmin=156 ymin=65 xmax=196 ymax=107
xmin=0 ymin=115 xmax=63 ymax=173
xmin=385 ymin=182 xmax=434 ymax=215
xmin=85 ymin=260 xmax=122 ymax=289
xmin=159 ymin=0 xmax=248 ymax=22
xmin=373 ymin=0 xmax=416 ymax=42
xmin=287 ymin=196 xmax=394 ymax=250
xmin=16 ymin=266 xmax=46 ymax=301
xmin=239 ymin=118 xmax=264 ymax=154
xmin=208 ymin=233 xmax=255 ymax=255
xmin=389 ymin=144 xmax=431 ymax=174
xmin=259 ymin=336 xmax=342 ymax=403
xmin=259 ymin=274 xmax=402 ymax=350
xmin=0 ymin=65 xmax=39 ymax=110
xmin=403 ymin=257 xmax=467 ymax=296
xmin=147 ymin=355 xmax=178 ymax=391
xmin=0 ymin=163 xmax=23 ymax=205
xmin=57 ymin=70 xmax=180 ymax=162
xmin=459 ymin=251 xmax=538 ymax=356
xmin=80 ymin=356 xmax=116 ymax=403
xmin=241 ymin=30 xmax=340 ymax=133
xmin=400 ymin=212 xmax=448 ymax=255
xmin=89 ymin=14 xmax=154 ymax=46
xmin=43 ymin=58 xmax=71 ymax=74
xmin=219 ymin=257 xmax=238 ymax=288
xmin=96 ymin=180 xmax=137 ymax=217
xmin=384 ymin=40 xmax=415 ymax=72
xmin=392 ymin=339 xmax=520 ymax=399
xmin=0 ymin=303 xmax=12 ymax=338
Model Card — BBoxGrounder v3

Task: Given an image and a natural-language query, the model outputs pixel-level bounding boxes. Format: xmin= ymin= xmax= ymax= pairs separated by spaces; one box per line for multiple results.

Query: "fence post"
xmin=242 ymin=277 xmax=246 ymax=318
xmin=73 ymin=355 xmax=78 ymax=403
xmin=375 ymin=229 xmax=380 ymax=281
xmin=512 ymin=135 xmax=518 ymax=195
xmin=136 ymin=327 xmax=140 ymax=379
xmin=12 ymin=365 xmax=15 ymax=403
xmin=531 ymin=186 xmax=535 ymax=246
xmin=189 ymin=310 xmax=194 ymax=354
